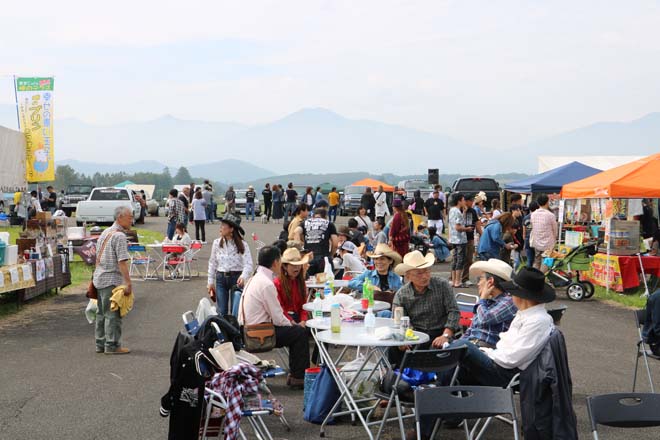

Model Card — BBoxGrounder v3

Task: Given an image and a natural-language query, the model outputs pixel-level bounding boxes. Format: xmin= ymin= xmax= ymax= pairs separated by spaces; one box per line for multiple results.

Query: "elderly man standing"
xmin=530 ymin=194 xmax=558 ymax=270
xmin=93 ymin=206 xmax=133 ymax=354
xmin=390 ymin=251 xmax=460 ymax=366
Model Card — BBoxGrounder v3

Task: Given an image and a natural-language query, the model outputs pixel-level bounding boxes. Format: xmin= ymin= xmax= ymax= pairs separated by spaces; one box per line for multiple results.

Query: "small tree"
xmin=173 ymin=167 xmax=193 ymax=185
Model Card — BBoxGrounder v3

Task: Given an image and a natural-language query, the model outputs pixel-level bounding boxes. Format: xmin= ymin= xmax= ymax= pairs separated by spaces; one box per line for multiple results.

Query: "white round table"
xmin=306 ymin=316 xmax=395 ymax=331
xmin=306 ymin=279 xmax=350 ymax=289
xmin=302 ymin=299 xmax=390 ymax=313
xmin=315 ymin=326 xmax=429 ymax=347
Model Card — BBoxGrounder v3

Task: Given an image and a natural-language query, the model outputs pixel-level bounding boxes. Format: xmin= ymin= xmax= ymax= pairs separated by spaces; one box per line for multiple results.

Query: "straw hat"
xmin=281 ymin=248 xmax=311 ymax=266
xmin=367 ymin=243 xmax=403 ymax=265
xmin=468 ymin=259 xmax=513 ymax=282
xmin=474 ymin=191 xmax=487 ymax=204
xmin=394 ymin=250 xmax=435 ymax=276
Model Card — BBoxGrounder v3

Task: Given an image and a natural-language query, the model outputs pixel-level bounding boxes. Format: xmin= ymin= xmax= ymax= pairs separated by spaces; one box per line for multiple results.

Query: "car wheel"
xmin=566 ymin=282 xmax=585 ymax=301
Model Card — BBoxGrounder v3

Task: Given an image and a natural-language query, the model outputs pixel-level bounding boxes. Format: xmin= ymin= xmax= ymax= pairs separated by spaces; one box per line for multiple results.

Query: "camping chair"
xmin=586 ymin=392 xmax=660 ymax=440
xmin=127 ymin=244 xmax=153 ymax=280
xmin=162 ymin=244 xmax=189 ymax=281
xmin=414 ymin=386 xmax=520 ymax=440
xmin=455 ymin=293 xmax=479 ymax=333
xmin=185 ymin=240 xmax=204 ymax=277
xmin=466 ymin=373 xmax=520 ymax=439
xmin=632 ymin=309 xmax=659 ymax=392
xmin=374 ymin=346 xmax=468 ymax=440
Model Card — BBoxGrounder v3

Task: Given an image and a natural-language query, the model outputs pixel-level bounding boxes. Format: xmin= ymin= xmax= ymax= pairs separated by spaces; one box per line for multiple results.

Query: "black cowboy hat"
xmin=220 ymin=213 xmax=245 ymax=236
xmin=501 ymin=267 xmax=556 ymax=304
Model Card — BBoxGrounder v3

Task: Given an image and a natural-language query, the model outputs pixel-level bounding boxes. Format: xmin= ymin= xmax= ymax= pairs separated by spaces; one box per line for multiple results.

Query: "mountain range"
xmin=1 ymin=104 xmax=659 ymax=178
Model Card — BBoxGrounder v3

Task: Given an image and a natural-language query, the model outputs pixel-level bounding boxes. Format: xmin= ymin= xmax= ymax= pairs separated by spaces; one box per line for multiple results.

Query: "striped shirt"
xmin=462 ymin=293 xmax=518 ymax=347
xmin=92 ymin=223 xmax=130 ymax=289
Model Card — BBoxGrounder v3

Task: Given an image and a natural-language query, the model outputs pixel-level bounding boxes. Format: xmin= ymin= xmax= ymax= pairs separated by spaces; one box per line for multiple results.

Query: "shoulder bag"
xmin=239 ymin=278 xmax=276 ymax=353
xmin=86 ymin=231 xmax=117 ymax=299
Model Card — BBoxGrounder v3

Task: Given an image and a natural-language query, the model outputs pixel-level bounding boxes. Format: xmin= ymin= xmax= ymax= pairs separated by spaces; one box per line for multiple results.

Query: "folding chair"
xmin=185 ymin=241 xmax=204 ymax=277
xmin=586 ymin=392 xmax=660 ymax=439
xmin=162 ymin=245 xmax=189 ymax=281
xmin=455 ymin=293 xmax=479 ymax=331
xmin=632 ymin=309 xmax=658 ymax=392
xmin=414 ymin=385 xmax=520 ymax=440
xmin=374 ymin=346 xmax=468 ymax=440
xmin=127 ymin=244 xmax=153 ymax=280
xmin=467 ymin=373 xmax=520 ymax=439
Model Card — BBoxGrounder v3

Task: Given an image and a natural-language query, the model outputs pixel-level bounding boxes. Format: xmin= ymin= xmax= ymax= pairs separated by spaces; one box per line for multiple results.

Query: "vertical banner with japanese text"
xmin=15 ymin=77 xmax=55 ymax=182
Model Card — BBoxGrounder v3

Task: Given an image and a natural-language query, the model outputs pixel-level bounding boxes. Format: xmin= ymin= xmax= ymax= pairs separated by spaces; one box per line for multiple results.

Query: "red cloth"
xmin=390 ymin=212 xmax=410 ymax=257
xmin=618 ymin=255 xmax=660 ymax=290
xmin=273 ymin=277 xmax=306 ymax=323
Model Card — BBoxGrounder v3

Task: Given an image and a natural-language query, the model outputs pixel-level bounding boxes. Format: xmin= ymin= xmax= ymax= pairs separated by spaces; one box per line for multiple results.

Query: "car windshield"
xmin=345 ymin=186 xmax=366 ymax=195
xmin=405 ymin=181 xmax=431 ymax=190
xmin=68 ymin=185 xmax=93 ymax=195
xmin=90 ymin=189 xmax=130 ymax=201
xmin=235 ymin=190 xmax=246 ymax=199
xmin=455 ymin=179 xmax=499 ymax=191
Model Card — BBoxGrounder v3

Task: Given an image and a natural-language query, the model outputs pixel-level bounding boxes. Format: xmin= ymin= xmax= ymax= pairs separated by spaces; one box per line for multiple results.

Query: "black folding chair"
xmin=414 ymin=385 xmax=520 ymax=440
xmin=632 ymin=309 xmax=659 ymax=392
xmin=586 ymin=393 xmax=660 ymax=439
xmin=374 ymin=346 xmax=467 ymax=440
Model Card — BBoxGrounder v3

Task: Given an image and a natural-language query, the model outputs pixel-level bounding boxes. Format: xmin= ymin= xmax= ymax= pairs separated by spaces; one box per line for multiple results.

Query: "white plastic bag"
xmin=340 ymin=355 xmax=379 ymax=398
xmin=85 ymin=299 xmax=98 ymax=324
xmin=195 ymin=297 xmax=218 ymax=323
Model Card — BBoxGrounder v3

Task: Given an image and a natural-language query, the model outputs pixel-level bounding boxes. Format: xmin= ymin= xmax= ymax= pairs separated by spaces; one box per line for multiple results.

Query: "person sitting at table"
xmin=238 ymin=246 xmax=309 ymax=388
xmin=460 ymin=258 xmax=517 ymax=349
xmin=348 ymin=243 xmax=403 ymax=303
xmin=338 ymin=241 xmax=367 ymax=274
xmin=274 ymin=248 xmax=311 ymax=325
xmin=389 ymin=251 xmax=460 ymax=367
xmin=171 ymin=223 xmax=192 ymax=247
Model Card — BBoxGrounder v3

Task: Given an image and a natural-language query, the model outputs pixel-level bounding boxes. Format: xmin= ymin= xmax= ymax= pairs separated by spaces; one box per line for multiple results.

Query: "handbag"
xmin=239 ymin=280 xmax=276 ymax=353
xmin=86 ymin=231 xmax=117 ymax=300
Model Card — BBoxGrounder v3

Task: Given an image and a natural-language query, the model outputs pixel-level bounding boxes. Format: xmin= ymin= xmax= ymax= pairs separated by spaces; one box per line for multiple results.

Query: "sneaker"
xmin=286 ymin=374 xmax=304 ymax=389
xmin=105 ymin=347 xmax=131 ymax=355
xmin=95 ymin=347 xmax=104 ymax=354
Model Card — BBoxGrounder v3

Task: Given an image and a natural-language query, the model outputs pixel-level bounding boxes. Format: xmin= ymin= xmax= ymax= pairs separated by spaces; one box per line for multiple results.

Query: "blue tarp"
xmin=504 ymin=161 xmax=602 ymax=194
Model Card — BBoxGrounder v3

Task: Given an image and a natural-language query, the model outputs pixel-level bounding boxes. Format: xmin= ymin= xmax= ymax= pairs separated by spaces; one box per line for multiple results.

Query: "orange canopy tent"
xmin=350 ymin=178 xmax=395 ymax=192
xmin=561 ymin=153 xmax=660 ymax=199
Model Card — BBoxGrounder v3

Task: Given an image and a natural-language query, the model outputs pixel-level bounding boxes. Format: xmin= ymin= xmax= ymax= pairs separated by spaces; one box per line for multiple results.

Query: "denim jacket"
xmin=478 ymin=220 xmax=505 ymax=257
xmin=348 ymin=269 xmax=403 ymax=294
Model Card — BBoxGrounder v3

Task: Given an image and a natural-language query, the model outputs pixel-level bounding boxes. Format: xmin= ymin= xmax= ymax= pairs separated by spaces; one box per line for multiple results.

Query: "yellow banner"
xmin=588 ymin=253 xmax=623 ymax=292
xmin=15 ymin=77 xmax=55 ymax=182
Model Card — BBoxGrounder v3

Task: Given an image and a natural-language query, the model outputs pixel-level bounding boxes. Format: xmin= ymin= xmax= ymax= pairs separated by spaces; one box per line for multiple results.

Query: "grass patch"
xmin=134 ymin=227 xmax=164 ymax=244
xmin=0 ymin=225 xmax=22 ymax=244
xmin=593 ymin=285 xmax=649 ymax=309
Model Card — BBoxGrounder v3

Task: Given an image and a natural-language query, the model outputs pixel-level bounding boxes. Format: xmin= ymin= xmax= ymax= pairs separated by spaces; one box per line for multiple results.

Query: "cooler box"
xmin=4 ymin=245 xmax=18 ymax=266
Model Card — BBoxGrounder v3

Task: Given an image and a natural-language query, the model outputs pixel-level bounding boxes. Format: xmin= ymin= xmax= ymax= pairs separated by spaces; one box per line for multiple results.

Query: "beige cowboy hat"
xmin=394 ymin=250 xmax=435 ymax=276
xmin=474 ymin=191 xmax=487 ymax=204
xmin=468 ymin=258 xmax=513 ymax=282
xmin=281 ymin=247 xmax=311 ymax=266
xmin=367 ymin=243 xmax=403 ymax=265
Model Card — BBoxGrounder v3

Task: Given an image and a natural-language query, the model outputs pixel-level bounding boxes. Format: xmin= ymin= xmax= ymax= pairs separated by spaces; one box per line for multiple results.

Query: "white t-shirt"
xmin=354 ymin=215 xmax=373 ymax=232
xmin=342 ymin=253 xmax=366 ymax=273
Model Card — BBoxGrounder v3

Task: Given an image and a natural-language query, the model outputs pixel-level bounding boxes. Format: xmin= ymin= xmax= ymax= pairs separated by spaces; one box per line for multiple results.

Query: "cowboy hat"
xmin=248 ymin=184 xmax=254 ymax=189
xmin=501 ymin=267 xmax=556 ymax=304
xmin=220 ymin=213 xmax=245 ymax=236
xmin=367 ymin=243 xmax=403 ymax=265
xmin=394 ymin=250 xmax=435 ymax=276
xmin=469 ymin=258 xmax=513 ymax=282
xmin=474 ymin=191 xmax=487 ymax=204
xmin=281 ymin=248 xmax=311 ymax=265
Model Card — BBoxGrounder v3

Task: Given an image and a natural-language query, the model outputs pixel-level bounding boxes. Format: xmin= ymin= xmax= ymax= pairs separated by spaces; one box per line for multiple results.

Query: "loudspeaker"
xmin=428 ymin=169 xmax=439 ymax=185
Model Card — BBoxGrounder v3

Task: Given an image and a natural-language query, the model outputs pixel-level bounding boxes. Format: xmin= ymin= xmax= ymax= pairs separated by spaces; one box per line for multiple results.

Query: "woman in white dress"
xmin=374 ymin=185 xmax=390 ymax=219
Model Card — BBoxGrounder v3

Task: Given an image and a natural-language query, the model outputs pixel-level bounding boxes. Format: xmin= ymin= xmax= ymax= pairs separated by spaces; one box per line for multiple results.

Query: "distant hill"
xmin=58 ymin=159 xmax=169 ymax=175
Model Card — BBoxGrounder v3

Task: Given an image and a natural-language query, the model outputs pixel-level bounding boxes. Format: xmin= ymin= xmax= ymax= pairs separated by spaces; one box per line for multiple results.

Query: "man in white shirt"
xmin=339 ymin=241 xmax=366 ymax=273
xmin=238 ymin=246 xmax=309 ymax=388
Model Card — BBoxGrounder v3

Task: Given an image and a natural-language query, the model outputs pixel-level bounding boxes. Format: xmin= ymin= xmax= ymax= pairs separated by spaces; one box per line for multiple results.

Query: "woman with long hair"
xmin=389 ymin=199 xmax=410 ymax=257
xmin=191 ymin=190 xmax=207 ymax=242
xmin=274 ymin=248 xmax=311 ymax=325
xmin=272 ymin=184 xmax=284 ymax=223
xmin=354 ymin=206 xmax=373 ymax=232
xmin=207 ymin=213 xmax=253 ymax=315
xmin=478 ymin=211 xmax=517 ymax=262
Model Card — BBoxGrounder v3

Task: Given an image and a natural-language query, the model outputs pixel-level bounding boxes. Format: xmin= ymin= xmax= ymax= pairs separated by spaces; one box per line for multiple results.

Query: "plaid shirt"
xmin=210 ymin=363 xmax=262 ymax=440
xmin=393 ymin=277 xmax=460 ymax=332
xmin=462 ymin=293 xmax=517 ymax=347
xmin=530 ymin=207 xmax=557 ymax=251
xmin=92 ymin=223 xmax=130 ymax=289
xmin=167 ymin=197 xmax=186 ymax=224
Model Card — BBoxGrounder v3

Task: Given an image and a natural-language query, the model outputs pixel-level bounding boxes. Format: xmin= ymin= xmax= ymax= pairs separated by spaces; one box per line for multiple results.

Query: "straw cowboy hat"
xmin=394 ymin=250 xmax=435 ymax=276
xmin=281 ymin=248 xmax=311 ymax=266
xmin=468 ymin=258 xmax=513 ymax=282
xmin=501 ymin=267 xmax=556 ymax=304
xmin=474 ymin=191 xmax=487 ymax=204
xmin=248 ymin=184 xmax=254 ymax=189
xmin=367 ymin=243 xmax=403 ymax=265
xmin=220 ymin=213 xmax=245 ymax=236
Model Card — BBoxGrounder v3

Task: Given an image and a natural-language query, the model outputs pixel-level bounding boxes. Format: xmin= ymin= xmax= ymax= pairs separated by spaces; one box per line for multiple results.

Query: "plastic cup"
xmin=361 ymin=298 xmax=369 ymax=310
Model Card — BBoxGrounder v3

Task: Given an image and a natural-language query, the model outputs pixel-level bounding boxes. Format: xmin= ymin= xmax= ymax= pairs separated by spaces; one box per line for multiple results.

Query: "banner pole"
xmin=12 ymin=75 xmax=20 ymax=130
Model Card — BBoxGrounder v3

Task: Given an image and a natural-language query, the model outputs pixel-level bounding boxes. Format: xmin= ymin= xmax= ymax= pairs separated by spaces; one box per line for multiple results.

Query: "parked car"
xmin=234 ymin=189 xmax=261 ymax=216
xmin=75 ymin=187 xmax=141 ymax=226
xmin=340 ymin=185 xmax=368 ymax=216
xmin=146 ymin=198 xmax=159 ymax=216
xmin=398 ymin=179 xmax=434 ymax=200
xmin=59 ymin=184 xmax=94 ymax=216
xmin=450 ymin=177 xmax=501 ymax=209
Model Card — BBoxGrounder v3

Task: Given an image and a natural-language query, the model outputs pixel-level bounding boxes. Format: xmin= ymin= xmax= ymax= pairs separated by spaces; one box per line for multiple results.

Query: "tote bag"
xmin=303 ymin=365 xmax=341 ymax=424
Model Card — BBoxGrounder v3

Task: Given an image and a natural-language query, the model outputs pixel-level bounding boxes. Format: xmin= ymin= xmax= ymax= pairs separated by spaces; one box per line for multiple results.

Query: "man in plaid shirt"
xmin=461 ymin=259 xmax=517 ymax=348
xmin=166 ymin=188 xmax=186 ymax=240
xmin=530 ymin=194 xmax=558 ymax=270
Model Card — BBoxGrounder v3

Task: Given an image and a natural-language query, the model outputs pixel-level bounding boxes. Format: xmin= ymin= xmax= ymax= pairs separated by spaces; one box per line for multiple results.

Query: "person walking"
xmin=272 ymin=184 xmax=284 ymax=223
xmin=523 ymin=201 xmax=539 ymax=267
xmin=224 ymin=186 xmax=236 ymax=214
xmin=361 ymin=187 xmax=376 ymax=221
xmin=262 ymin=183 xmax=273 ymax=222
xmin=245 ymin=185 xmax=256 ymax=222
xmin=191 ymin=190 xmax=207 ymax=242
xmin=389 ymin=199 xmax=410 ymax=258
xmin=374 ymin=185 xmax=390 ymax=220
xmin=207 ymin=213 xmax=253 ymax=316
xmin=166 ymin=189 xmax=186 ymax=240
xmin=328 ymin=187 xmax=340 ymax=222
xmin=530 ymin=194 xmax=558 ymax=270
xmin=93 ymin=206 xmax=133 ymax=354
xmin=284 ymin=183 xmax=298 ymax=222
xmin=448 ymin=193 xmax=473 ymax=288
xmin=202 ymin=182 xmax=214 ymax=223
xmin=314 ymin=186 xmax=323 ymax=208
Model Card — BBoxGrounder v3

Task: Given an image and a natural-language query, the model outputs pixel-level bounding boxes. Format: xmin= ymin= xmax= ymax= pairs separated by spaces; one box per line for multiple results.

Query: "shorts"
xmin=451 ymin=243 xmax=467 ymax=271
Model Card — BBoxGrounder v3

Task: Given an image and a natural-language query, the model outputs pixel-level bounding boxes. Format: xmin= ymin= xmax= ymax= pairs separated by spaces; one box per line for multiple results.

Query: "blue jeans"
xmin=206 ymin=204 xmax=214 ymax=222
xmin=440 ymin=339 xmax=519 ymax=387
xmin=215 ymin=272 xmax=240 ymax=316
xmin=526 ymin=246 xmax=535 ymax=268
xmin=329 ymin=205 xmax=338 ymax=222
xmin=231 ymin=290 xmax=242 ymax=317
xmin=166 ymin=218 xmax=176 ymax=240
xmin=245 ymin=202 xmax=255 ymax=221
xmin=478 ymin=251 xmax=499 ymax=262
xmin=285 ymin=202 xmax=296 ymax=222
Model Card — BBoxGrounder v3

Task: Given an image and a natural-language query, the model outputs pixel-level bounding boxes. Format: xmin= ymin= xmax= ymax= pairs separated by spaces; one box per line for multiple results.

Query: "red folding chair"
xmin=455 ymin=292 xmax=479 ymax=330
xmin=186 ymin=241 xmax=204 ymax=277
xmin=162 ymin=245 xmax=188 ymax=281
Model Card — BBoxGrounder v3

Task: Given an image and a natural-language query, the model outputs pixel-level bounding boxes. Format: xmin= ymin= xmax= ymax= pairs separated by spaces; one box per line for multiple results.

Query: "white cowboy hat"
xmin=281 ymin=248 xmax=311 ymax=266
xmin=394 ymin=251 xmax=435 ymax=276
xmin=366 ymin=243 xmax=403 ymax=265
xmin=474 ymin=191 xmax=487 ymax=204
xmin=468 ymin=258 xmax=513 ymax=282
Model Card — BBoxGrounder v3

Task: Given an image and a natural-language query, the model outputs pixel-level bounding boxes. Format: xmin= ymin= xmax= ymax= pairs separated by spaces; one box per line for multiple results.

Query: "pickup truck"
xmin=398 ymin=179 xmax=434 ymax=200
xmin=75 ymin=187 xmax=141 ymax=226
xmin=59 ymin=184 xmax=93 ymax=216
xmin=450 ymin=177 xmax=501 ymax=209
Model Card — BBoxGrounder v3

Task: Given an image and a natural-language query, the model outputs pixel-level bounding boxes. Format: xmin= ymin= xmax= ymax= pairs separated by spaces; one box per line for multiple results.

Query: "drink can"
xmin=361 ymin=298 xmax=369 ymax=310
xmin=394 ymin=307 xmax=404 ymax=326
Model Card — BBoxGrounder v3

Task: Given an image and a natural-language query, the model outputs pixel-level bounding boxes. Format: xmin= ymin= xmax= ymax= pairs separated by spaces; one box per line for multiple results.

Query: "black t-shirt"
xmin=464 ymin=207 xmax=478 ymax=241
xmin=303 ymin=217 xmax=337 ymax=258
xmin=47 ymin=191 xmax=57 ymax=209
xmin=424 ymin=197 xmax=444 ymax=220
xmin=245 ymin=190 xmax=256 ymax=203
xmin=378 ymin=273 xmax=390 ymax=291
xmin=262 ymin=189 xmax=272 ymax=203
xmin=178 ymin=194 xmax=189 ymax=209
xmin=285 ymin=189 xmax=298 ymax=203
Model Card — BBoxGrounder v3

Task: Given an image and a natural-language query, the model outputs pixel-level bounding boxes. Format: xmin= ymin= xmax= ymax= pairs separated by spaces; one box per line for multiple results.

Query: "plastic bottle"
xmin=330 ymin=303 xmax=341 ymax=333
xmin=313 ymin=291 xmax=323 ymax=320
xmin=68 ymin=241 xmax=74 ymax=262
xmin=328 ymin=278 xmax=335 ymax=295
xmin=323 ymin=256 xmax=334 ymax=282
xmin=364 ymin=307 xmax=375 ymax=334
xmin=362 ymin=278 xmax=370 ymax=300
xmin=367 ymin=280 xmax=375 ymax=307
xmin=323 ymin=281 xmax=333 ymax=300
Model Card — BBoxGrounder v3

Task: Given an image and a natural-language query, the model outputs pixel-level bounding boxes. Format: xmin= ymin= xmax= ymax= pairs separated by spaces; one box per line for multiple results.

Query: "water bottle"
xmin=323 ymin=281 xmax=332 ymax=300
xmin=330 ymin=303 xmax=341 ymax=333
xmin=313 ymin=291 xmax=323 ymax=319
xmin=68 ymin=241 xmax=73 ymax=262
xmin=364 ymin=307 xmax=375 ymax=334
xmin=323 ymin=256 xmax=334 ymax=282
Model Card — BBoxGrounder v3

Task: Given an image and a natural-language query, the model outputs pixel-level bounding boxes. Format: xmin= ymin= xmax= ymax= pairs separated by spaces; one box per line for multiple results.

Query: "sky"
xmin=1 ymin=0 xmax=660 ymax=148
